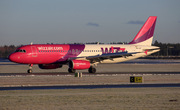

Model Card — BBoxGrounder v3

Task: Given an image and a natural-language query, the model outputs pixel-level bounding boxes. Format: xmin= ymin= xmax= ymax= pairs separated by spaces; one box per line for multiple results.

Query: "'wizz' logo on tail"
xmin=101 ymin=47 xmax=126 ymax=54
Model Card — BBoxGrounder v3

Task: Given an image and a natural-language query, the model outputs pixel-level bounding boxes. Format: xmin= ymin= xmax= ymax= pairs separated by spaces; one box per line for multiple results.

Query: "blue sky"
xmin=0 ymin=0 xmax=180 ymax=46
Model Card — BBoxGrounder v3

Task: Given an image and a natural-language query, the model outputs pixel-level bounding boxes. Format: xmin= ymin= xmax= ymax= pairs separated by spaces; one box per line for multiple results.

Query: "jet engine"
xmin=69 ymin=60 xmax=91 ymax=70
xmin=38 ymin=64 xmax=62 ymax=69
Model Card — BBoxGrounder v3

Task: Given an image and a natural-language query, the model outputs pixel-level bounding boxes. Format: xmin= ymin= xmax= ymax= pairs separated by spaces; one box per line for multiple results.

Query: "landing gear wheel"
xmin=27 ymin=69 xmax=33 ymax=73
xmin=88 ymin=67 xmax=96 ymax=73
xmin=27 ymin=64 xmax=33 ymax=73
xmin=68 ymin=68 xmax=76 ymax=73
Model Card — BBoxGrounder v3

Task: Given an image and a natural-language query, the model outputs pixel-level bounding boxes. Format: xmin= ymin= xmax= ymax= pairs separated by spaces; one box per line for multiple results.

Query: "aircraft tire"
xmin=88 ymin=67 xmax=96 ymax=73
xmin=68 ymin=68 xmax=76 ymax=73
xmin=27 ymin=69 xmax=33 ymax=73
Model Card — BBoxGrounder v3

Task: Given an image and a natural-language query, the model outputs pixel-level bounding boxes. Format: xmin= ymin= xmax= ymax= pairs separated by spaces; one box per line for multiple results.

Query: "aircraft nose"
xmin=8 ymin=54 xmax=19 ymax=62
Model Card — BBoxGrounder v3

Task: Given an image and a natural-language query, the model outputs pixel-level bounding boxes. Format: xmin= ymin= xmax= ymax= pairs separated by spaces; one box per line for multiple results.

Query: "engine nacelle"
xmin=38 ymin=64 xmax=62 ymax=69
xmin=69 ymin=60 xmax=91 ymax=70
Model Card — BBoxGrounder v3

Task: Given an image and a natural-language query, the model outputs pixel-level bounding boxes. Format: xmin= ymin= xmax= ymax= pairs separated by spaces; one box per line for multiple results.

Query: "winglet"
xmin=129 ymin=16 xmax=157 ymax=46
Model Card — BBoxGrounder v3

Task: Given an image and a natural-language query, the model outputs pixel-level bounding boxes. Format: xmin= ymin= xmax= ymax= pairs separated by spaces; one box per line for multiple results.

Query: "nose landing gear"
xmin=27 ymin=64 xmax=33 ymax=73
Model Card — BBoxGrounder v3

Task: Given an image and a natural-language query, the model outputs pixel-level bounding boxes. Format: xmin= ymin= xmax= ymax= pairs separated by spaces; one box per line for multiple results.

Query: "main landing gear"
xmin=68 ymin=68 xmax=76 ymax=73
xmin=88 ymin=67 xmax=96 ymax=73
xmin=27 ymin=64 xmax=33 ymax=73
xmin=68 ymin=67 xmax=96 ymax=73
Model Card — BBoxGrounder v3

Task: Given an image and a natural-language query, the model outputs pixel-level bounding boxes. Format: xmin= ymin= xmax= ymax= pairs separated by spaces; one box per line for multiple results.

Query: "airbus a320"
xmin=9 ymin=16 xmax=160 ymax=73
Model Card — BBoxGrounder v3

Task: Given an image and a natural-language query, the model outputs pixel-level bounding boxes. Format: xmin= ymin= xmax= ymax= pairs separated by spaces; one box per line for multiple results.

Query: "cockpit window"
xmin=15 ymin=49 xmax=26 ymax=53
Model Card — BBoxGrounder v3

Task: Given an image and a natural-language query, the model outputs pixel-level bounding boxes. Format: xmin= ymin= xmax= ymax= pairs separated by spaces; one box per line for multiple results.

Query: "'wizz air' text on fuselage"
xmin=101 ymin=47 xmax=126 ymax=54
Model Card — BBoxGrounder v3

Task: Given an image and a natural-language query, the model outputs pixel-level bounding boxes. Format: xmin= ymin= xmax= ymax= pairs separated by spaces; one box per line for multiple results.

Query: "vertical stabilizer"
xmin=129 ymin=16 xmax=157 ymax=46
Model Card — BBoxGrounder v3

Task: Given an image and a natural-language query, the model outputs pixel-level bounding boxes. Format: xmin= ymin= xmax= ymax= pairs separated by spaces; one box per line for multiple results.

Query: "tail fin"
xmin=129 ymin=16 xmax=157 ymax=46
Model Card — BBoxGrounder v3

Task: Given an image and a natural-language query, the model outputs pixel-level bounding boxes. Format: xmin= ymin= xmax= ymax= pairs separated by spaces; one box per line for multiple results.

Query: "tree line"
xmin=0 ymin=41 xmax=180 ymax=58
xmin=0 ymin=45 xmax=17 ymax=58
xmin=152 ymin=40 xmax=180 ymax=56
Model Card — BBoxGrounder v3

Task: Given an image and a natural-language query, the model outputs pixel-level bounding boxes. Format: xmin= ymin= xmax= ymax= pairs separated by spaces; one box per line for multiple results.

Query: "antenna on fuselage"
xmin=31 ymin=42 xmax=33 ymax=45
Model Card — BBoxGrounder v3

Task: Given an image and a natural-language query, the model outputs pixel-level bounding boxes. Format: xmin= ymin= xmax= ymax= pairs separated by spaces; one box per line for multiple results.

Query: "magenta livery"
xmin=9 ymin=16 xmax=160 ymax=73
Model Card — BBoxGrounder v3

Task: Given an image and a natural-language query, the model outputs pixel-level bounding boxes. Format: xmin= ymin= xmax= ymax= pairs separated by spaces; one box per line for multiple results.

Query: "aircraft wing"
xmin=68 ymin=52 xmax=138 ymax=63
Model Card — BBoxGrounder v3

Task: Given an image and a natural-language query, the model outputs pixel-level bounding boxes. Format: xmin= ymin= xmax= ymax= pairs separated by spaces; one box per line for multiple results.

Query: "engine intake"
xmin=69 ymin=60 xmax=91 ymax=70
xmin=38 ymin=64 xmax=62 ymax=69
